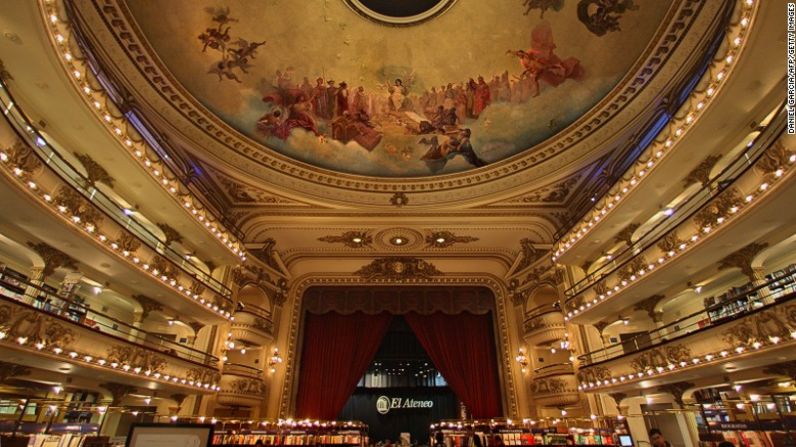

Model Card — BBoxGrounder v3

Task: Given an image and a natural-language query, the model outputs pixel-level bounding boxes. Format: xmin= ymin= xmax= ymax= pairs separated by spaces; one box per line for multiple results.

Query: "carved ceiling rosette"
xmin=354 ymin=257 xmax=442 ymax=281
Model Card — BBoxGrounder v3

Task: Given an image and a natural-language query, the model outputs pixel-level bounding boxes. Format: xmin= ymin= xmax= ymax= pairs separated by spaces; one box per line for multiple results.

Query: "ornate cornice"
xmin=354 ymin=257 xmax=442 ymax=281
xmin=633 ymin=294 xmax=665 ymax=322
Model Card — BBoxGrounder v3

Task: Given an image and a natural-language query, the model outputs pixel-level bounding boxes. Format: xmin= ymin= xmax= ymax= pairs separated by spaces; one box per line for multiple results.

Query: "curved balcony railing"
xmin=61 ymin=1 xmax=244 ymax=242
xmin=564 ymin=105 xmax=786 ymax=301
xmin=533 ymin=362 xmax=574 ymax=378
xmin=0 ymin=79 xmax=232 ymax=300
xmin=223 ymin=363 xmax=263 ymax=379
xmin=0 ymin=270 xmax=218 ymax=366
xmin=579 ymin=271 xmax=796 ymax=366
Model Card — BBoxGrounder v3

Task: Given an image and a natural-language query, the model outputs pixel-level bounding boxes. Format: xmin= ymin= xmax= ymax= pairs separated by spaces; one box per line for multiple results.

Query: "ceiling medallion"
xmin=343 ymin=0 xmax=457 ymax=26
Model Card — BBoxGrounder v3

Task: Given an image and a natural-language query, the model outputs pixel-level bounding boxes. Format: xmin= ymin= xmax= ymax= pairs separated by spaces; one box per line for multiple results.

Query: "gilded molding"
xmin=354 ymin=257 xmax=442 ymax=281
xmin=318 ymin=231 xmax=372 ymax=248
xmin=100 ymin=382 xmax=136 ymax=405
xmin=0 ymin=303 xmax=76 ymax=349
xmin=629 ymin=344 xmax=691 ymax=374
xmin=106 ymin=345 xmax=167 ymax=374
xmin=425 ymin=231 xmax=479 ymax=249
xmin=657 ymin=381 xmax=694 ymax=406
xmin=4 ymin=139 xmax=41 ymax=178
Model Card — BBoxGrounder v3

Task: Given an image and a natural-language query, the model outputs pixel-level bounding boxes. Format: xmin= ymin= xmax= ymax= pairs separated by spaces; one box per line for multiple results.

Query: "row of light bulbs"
xmin=565 ymin=153 xmax=795 ymax=321
xmin=579 ymin=332 xmax=796 ymax=391
xmin=220 ymin=332 xmax=283 ymax=373
xmin=41 ymin=4 xmax=245 ymax=261
xmin=553 ymin=0 xmax=756 ymax=260
xmin=0 ymin=144 xmax=234 ymax=320
xmin=0 ymin=330 xmax=220 ymax=391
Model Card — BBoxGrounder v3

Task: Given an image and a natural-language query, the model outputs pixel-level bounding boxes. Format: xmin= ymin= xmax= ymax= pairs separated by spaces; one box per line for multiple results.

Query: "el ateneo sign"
xmin=376 ymin=395 xmax=434 ymax=414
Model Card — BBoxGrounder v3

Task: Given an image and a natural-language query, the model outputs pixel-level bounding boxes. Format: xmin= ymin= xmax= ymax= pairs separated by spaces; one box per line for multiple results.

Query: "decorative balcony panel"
xmin=231 ymin=308 xmax=274 ymax=347
xmin=217 ymin=373 xmax=266 ymax=407
xmin=565 ymin=130 xmax=796 ymax=324
xmin=531 ymin=363 xmax=579 ymax=408
xmin=0 ymin=98 xmax=233 ymax=321
xmin=577 ymin=291 xmax=796 ymax=393
xmin=0 ymin=294 xmax=220 ymax=393
xmin=523 ymin=311 xmax=566 ymax=346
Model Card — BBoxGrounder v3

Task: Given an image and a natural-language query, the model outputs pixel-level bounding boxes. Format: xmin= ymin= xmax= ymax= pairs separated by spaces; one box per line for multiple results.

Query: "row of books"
xmin=213 ymin=433 xmax=365 ymax=446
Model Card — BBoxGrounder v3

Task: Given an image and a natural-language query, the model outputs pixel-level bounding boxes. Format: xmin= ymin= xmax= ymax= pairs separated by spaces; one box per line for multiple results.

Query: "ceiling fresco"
xmin=125 ymin=0 xmax=671 ymax=178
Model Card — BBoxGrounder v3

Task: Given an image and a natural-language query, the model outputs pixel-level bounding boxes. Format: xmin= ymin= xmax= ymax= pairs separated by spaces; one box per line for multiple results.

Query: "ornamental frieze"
xmin=721 ymin=302 xmax=796 ymax=349
xmin=0 ymin=303 xmax=76 ymax=349
xmin=106 ymin=345 xmax=166 ymax=374
xmin=531 ymin=376 xmax=576 ymax=395
xmin=629 ymin=344 xmax=691 ymax=374
xmin=354 ymin=257 xmax=442 ymax=281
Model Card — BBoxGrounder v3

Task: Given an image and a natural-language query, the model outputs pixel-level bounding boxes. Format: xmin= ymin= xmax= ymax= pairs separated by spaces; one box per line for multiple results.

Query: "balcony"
xmin=231 ymin=304 xmax=274 ymax=347
xmin=523 ymin=304 xmax=566 ymax=346
xmin=218 ymin=364 xmax=266 ymax=407
xmin=0 ymin=81 xmax=233 ymax=322
xmin=553 ymin=0 xmax=777 ymax=264
xmin=576 ymin=273 xmax=796 ymax=393
xmin=0 ymin=277 xmax=221 ymax=393
xmin=564 ymin=120 xmax=796 ymax=323
xmin=531 ymin=363 xmax=579 ymax=408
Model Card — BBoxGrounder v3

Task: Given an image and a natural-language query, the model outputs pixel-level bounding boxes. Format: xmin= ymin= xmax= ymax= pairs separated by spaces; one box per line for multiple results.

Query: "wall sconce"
xmin=268 ymin=348 xmax=283 ymax=373
xmin=515 ymin=348 xmax=529 ymax=373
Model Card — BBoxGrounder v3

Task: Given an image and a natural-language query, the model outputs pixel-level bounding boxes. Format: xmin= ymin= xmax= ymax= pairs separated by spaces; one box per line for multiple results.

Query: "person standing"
xmin=336 ymin=82 xmax=350 ymax=117
xmin=648 ymin=428 xmax=672 ymax=447
xmin=325 ymin=80 xmax=338 ymax=119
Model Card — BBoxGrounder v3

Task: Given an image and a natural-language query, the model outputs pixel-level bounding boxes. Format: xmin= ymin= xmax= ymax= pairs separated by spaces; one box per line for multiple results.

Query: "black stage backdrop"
xmin=339 ymin=387 xmax=457 ymax=444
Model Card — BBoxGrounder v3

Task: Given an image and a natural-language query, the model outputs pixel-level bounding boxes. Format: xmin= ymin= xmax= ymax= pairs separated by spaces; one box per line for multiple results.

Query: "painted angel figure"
xmin=507 ymin=21 xmax=584 ymax=97
xmin=380 ymin=73 xmax=416 ymax=112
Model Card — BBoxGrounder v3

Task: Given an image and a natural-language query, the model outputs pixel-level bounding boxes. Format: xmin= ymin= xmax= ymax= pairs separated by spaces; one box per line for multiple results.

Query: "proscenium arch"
xmin=277 ymin=274 xmax=518 ymax=419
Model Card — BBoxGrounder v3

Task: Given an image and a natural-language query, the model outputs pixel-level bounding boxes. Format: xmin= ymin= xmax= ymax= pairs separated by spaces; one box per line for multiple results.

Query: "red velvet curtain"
xmin=404 ymin=312 xmax=502 ymax=418
xmin=295 ymin=312 xmax=392 ymax=419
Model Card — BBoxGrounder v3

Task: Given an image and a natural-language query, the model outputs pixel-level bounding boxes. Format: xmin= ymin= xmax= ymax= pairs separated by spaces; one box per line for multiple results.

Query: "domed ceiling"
xmin=124 ymin=0 xmax=671 ymax=178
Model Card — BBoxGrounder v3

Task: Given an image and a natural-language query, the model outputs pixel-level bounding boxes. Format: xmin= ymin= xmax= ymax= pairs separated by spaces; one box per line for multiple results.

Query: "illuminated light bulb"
xmin=752 ymin=341 xmax=762 ymax=349
xmin=53 ymin=347 xmax=62 ymax=354
xmin=759 ymin=183 xmax=769 ymax=191
xmin=740 ymin=17 xmax=749 ymax=28
xmin=83 ymin=355 xmax=93 ymax=362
